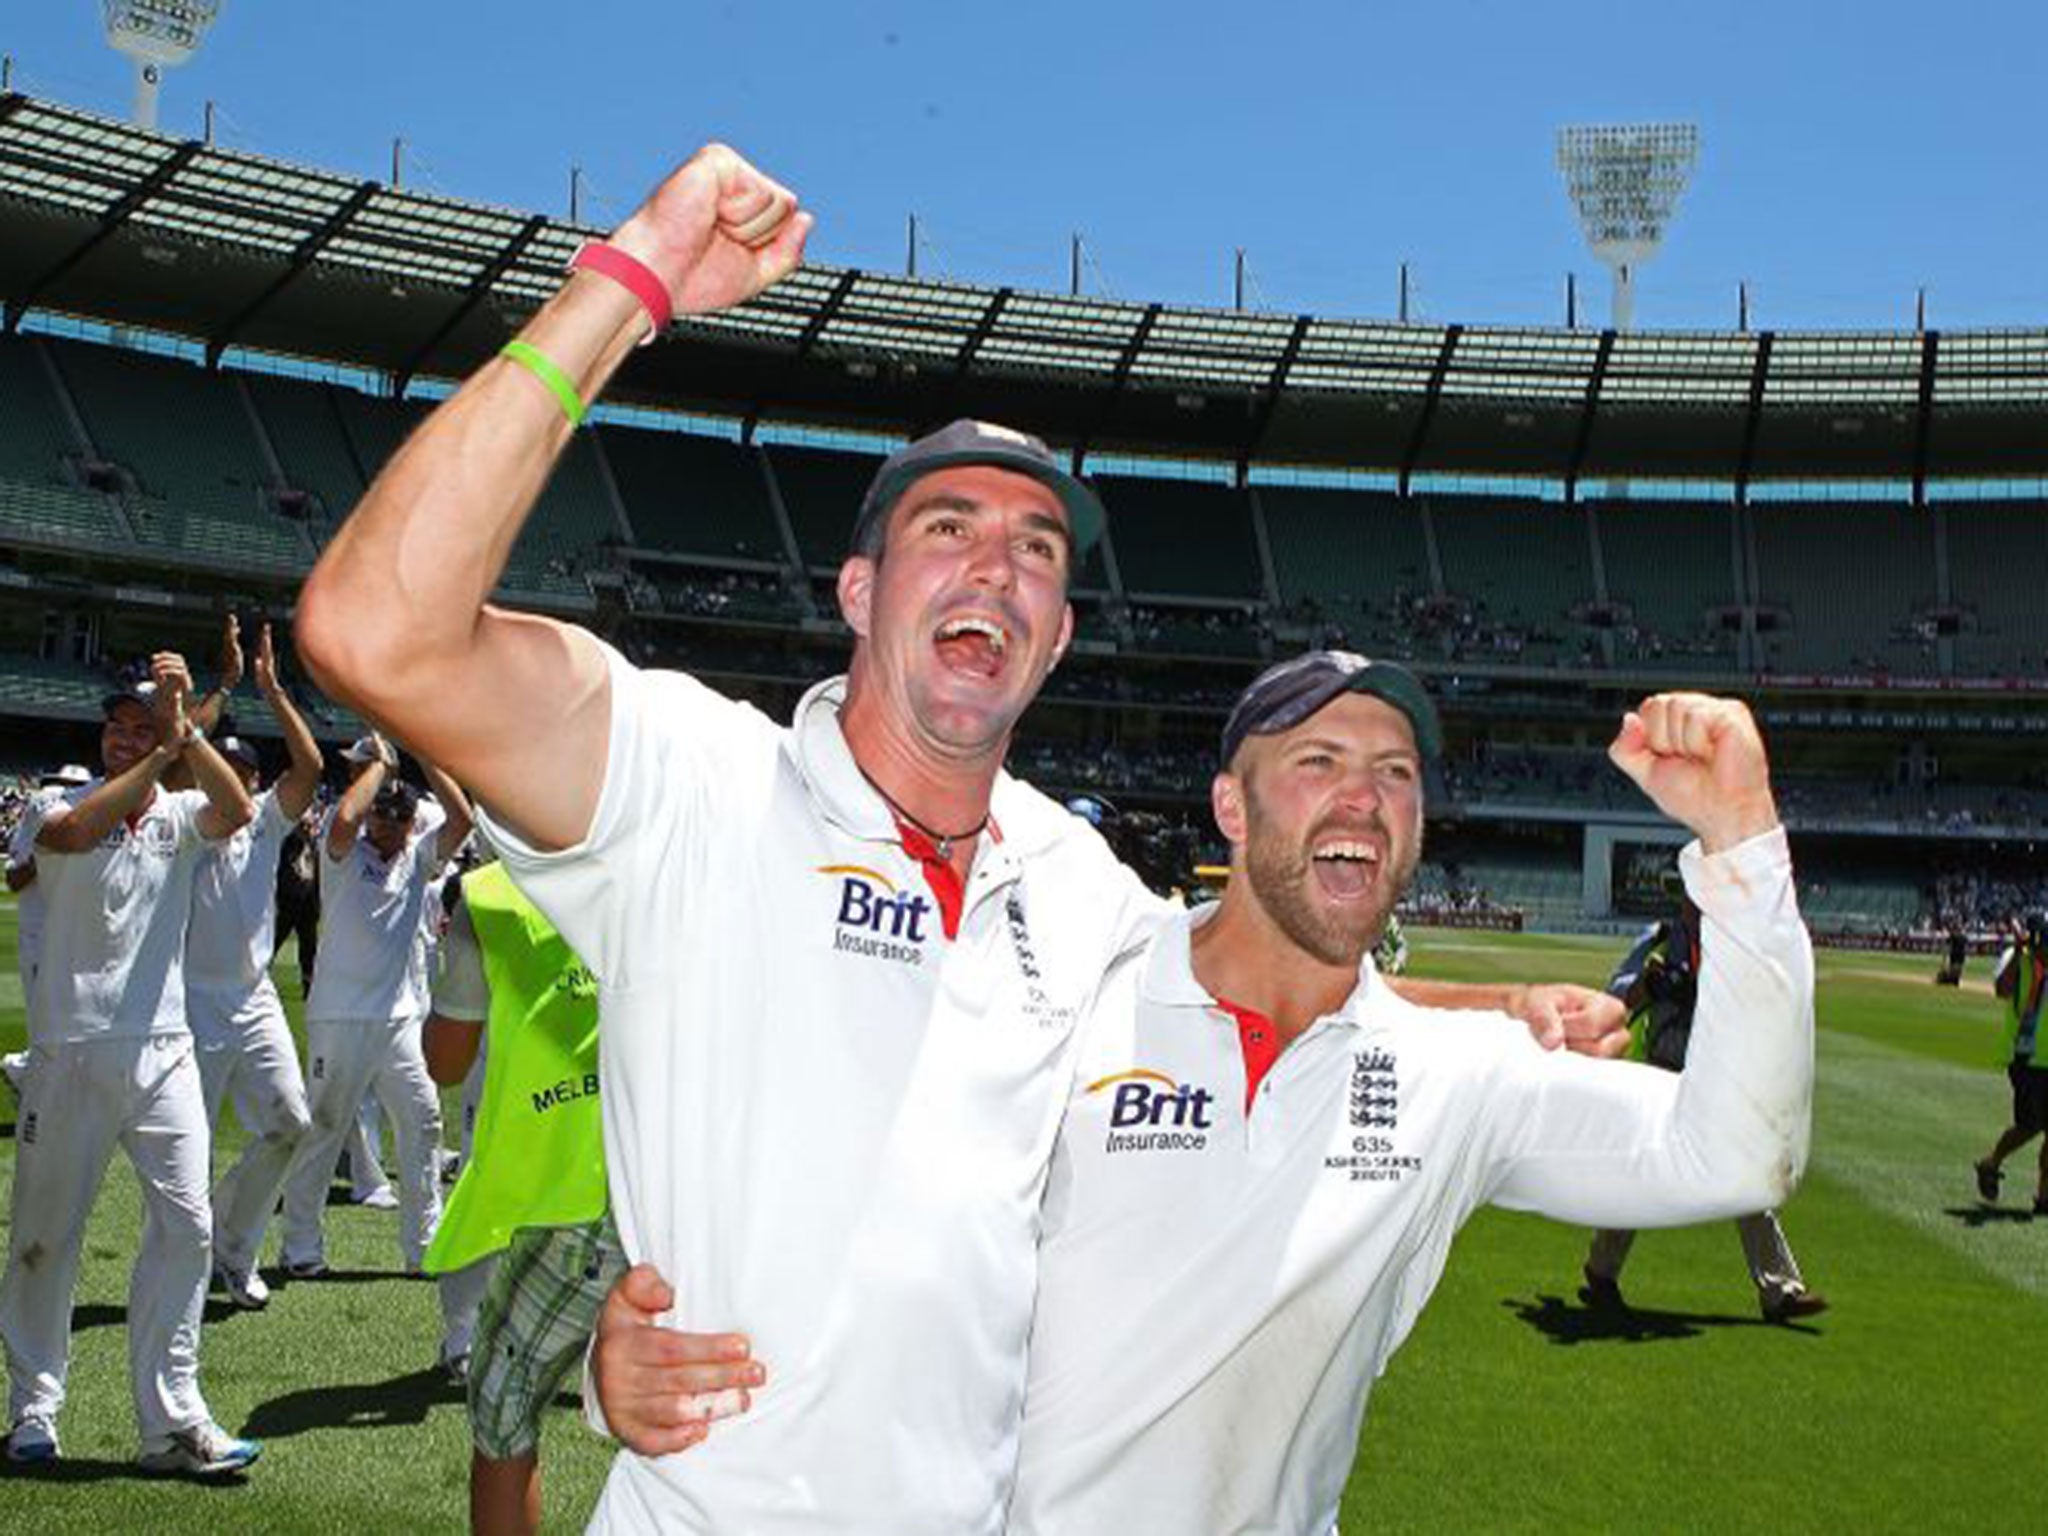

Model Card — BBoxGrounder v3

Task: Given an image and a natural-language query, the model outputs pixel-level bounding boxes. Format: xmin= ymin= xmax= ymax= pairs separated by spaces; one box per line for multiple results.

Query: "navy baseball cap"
xmin=101 ymin=679 xmax=159 ymax=716
xmin=216 ymin=735 xmax=260 ymax=772
xmin=852 ymin=419 xmax=1106 ymax=557
xmin=1220 ymin=651 xmax=1443 ymax=767
xmin=370 ymin=780 xmax=420 ymax=821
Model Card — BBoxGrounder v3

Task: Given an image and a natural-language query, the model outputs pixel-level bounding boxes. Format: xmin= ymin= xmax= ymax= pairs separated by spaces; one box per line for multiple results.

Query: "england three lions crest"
xmin=1349 ymin=1047 xmax=1398 ymax=1130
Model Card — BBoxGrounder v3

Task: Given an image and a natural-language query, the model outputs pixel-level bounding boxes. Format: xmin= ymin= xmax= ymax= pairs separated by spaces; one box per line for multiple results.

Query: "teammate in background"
xmin=277 ymin=736 xmax=472 ymax=1306
xmin=419 ymin=860 xmax=720 ymax=1536
xmin=597 ymin=660 xmax=1814 ymax=1534
xmin=186 ymin=622 xmax=323 ymax=1312
xmin=1973 ymin=912 xmax=2048 ymax=1213
xmin=1 ymin=763 xmax=93 ymax=1095
xmin=274 ymin=800 xmax=322 ymax=999
xmin=0 ymin=655 xmax=261 ymax=1476
xmin=1577 ymin=890 xmax=1828 ymax=1324
xmin=295 ymin=144 xmax=1616 ymax=1531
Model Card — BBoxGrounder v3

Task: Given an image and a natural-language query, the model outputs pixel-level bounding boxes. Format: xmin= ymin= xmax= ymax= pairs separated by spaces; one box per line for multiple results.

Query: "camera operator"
xmin=1578 ymin=891 xmax=1829 ymax=1324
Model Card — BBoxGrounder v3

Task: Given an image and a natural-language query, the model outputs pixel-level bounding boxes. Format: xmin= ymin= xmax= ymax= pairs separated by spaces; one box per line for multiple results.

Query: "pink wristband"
xmin=569 ymin=242 xmax=673 ymax=343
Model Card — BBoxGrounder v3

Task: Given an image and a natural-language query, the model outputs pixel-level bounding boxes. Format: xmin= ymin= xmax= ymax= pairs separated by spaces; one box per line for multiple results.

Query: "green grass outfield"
xmin=1 ymin=905 xmax=2043 ymax=1533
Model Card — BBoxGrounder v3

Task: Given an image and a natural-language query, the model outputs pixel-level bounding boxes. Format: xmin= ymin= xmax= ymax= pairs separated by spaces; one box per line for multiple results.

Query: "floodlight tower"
xmin=103 ymin=1 xmax=223 ymax=132
xmin=1556 ymin=123 xmax=1698 ymax=331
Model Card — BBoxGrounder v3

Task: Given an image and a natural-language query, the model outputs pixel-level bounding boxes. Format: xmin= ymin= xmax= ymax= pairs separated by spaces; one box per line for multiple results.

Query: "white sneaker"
xmin=355 ymin=1185 xmax=399 ymax=1210
xmin=214 ymin=1264 xmax=271 ymax=1311
xmin=5 ymin=1419 xmax=58 ymax=1464
xmin=0 ymin=1050 xmax=28 ymax=1096
xmin=137 ymin=1420 xmax=261 ymax=1476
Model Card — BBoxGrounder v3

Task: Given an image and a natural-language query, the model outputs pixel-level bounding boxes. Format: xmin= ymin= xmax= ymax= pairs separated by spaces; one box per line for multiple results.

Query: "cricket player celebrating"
xmin=186 ymin=622 xmax=324 ymax=1311
xmin=0 ymin=654 xmax=262 ymax=1476
xmin=1005 ymin=658 xmax=1812 ymax=1532
xmin=295 ymin=144 xmax=1618 ymax=1532
xmin=277 ymin=738 xmax=472 ymax=1290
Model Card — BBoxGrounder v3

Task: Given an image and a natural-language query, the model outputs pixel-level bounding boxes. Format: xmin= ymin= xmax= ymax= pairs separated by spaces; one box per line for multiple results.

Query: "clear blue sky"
xmin=8 ymin=3 xmax=2048 ymax=331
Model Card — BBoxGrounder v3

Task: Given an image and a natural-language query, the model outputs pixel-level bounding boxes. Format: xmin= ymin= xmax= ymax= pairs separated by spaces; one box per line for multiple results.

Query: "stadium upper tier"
xmin=9 ymin=92 xmax=2048 ymax=488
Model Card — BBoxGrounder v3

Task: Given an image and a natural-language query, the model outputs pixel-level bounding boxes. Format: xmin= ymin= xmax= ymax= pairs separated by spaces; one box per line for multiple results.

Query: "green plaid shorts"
xmin=467 ymin=1212 xmax=626 ymax=1460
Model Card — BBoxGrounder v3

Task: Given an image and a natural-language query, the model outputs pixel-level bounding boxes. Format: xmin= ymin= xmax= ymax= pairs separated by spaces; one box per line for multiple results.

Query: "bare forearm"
xmin=419 ymin=758 xmax=475 ymax=853
xmin=297 ymin=273 xmax=645 ymax=717
xmin=186 ymin=737 xmax=255 ymax=831
xmin=331 ymin=760 xmax=387 ymax=853
xmin=265 ymin=681 xmax=324 ymax=811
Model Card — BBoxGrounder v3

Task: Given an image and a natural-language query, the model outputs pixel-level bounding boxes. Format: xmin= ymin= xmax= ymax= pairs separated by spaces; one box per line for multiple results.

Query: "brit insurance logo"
xmin=1087 ymin=1069 xmax=1217 ymax=1154
xmin=819 ymin=864 xmax=932 ymax=967
xmin=1327 ymin=1046 xmax=1418 ymax=1184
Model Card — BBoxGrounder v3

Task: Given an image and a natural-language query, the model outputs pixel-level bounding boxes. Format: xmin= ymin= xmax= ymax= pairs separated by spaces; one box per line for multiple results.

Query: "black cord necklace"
xmin=859 ymin=768 xmax=990 ymax=862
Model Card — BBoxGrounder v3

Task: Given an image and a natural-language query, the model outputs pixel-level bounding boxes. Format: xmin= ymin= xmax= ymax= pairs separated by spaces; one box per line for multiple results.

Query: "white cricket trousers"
xmin=280 ymin=1016 xmax=444 ymax=1270
xmin=0 ymin=1034 xmax=214 ymax=1442
xmin=190 ymin=978 xmax=312 ymax=1279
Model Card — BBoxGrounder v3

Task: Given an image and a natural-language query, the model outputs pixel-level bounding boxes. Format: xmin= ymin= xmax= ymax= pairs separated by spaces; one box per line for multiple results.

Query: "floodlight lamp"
xmin=103 ymin=0 xmax=222 ymax=68
xmin=102 ymin=0 xmax=222 ymax=131
xmin=1556 ymin=122 xmax=1699 ymax=268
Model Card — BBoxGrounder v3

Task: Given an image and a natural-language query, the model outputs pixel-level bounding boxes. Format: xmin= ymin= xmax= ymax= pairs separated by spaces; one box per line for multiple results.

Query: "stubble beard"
xmin=1241 ymin=795 xmax=1421 ymax=970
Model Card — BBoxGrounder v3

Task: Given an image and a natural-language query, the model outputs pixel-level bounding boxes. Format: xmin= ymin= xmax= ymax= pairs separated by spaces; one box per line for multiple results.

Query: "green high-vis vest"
xmin=422 ymin=862 xmax=606 ymax=1274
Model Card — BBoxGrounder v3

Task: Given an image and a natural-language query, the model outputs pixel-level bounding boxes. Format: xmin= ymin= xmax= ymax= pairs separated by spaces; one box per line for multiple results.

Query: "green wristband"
xmin=500 ymin=340 xmax=587 ymax=427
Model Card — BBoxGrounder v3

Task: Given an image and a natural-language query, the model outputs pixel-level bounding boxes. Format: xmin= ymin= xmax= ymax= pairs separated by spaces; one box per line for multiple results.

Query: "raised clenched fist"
xmin=1608 ymin=692 xmax=1778 ymax=854
xmin=606 ymin=144 xmax=813 ymax=319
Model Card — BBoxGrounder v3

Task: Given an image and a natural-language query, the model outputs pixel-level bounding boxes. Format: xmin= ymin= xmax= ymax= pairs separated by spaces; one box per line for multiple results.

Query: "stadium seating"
xmin=1427 ymin=494 xmax=1593 ymax=665
xmin=1259 ymin=486 xmax=1433 ymax=651
xmin=1094 ymin=477 xmax=1261 ymax=600
xmin=767 ymin=443 xmax=884 ymax=570
xmin=242 ymin=373 xmax=371 ymax=526
xmin=599 ymin=426 xmax=783 ymax=562
xmin=1592 ymin=497 xmax=1743 ymax=670
xmin=1944 ymin=502 xmax=2048 ymax=677
xmin=1749 ymin=502 xmax=1938 ymax=675
xmin=48 ymin=338 xmax=312 ymax=572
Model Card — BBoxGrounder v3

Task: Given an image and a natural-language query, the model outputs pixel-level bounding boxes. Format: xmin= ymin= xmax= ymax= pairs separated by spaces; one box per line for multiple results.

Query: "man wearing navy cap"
xmin=1004 ymin=656 xmax=1813 ymax=1532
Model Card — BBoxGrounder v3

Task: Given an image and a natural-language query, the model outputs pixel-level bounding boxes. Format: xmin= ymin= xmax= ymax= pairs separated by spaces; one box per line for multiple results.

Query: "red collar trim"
xmin=1213 ymin=995 xmax=1281 ymax=1115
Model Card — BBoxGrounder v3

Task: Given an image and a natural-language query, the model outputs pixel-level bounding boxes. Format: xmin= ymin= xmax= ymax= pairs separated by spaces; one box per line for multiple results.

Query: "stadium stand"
xmin=1094 ymin=476 xmax=1262 ymax=601
xmin=1593 ymin=496 xmax=1743 ymax=671
xmin=47 ymin=337 xmax=312 ymax=572
xmin=600 ymin=426 xmax=783 ymax=562
xmin=1750 ymin=502 xmax=1939 ymax=675
xmin=15 ymin=91 xmax=2048 ymax=939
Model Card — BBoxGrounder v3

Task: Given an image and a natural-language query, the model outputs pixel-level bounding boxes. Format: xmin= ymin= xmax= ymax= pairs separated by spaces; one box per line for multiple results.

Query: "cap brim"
xmin=859 ymin=449 xmax=1105 ymax=558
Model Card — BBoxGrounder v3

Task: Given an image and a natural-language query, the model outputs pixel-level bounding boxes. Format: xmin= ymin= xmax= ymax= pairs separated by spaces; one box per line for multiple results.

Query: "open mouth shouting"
xmin=1309 ymin=834 xmax=1384 ymax=902
xmin=933 ymin=613 xmax=1013 ymax=680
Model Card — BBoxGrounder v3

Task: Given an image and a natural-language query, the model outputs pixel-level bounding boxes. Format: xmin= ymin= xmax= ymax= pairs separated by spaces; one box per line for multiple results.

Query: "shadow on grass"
xmin=1944 ymin=1204 xmax=2039 ymax=1228
xmin=72 ymin=1299 xmax=249 ymax=1333
xmin=241 ymin=1365 xmax=462 ymax=1440
xmin=1504 ymin=1292 xmax=1775 ymax=1345
xmin=0 ymin=1455 xmax=254 ymax=1488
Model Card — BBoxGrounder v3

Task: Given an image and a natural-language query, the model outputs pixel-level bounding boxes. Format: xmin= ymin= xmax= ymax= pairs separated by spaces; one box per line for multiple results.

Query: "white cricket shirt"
xmin=307 ymin=797 xmax=448 ymax=1025
xmin=479 ymin=646 xmax=1157 ymax=1536
xmin=1010 ymin=828 xmax=1812 ymax=1535
xmin=185 ymin=787 xmax=293 ymax=998
xmin=30 ymin=782 xmax=217 ymax=1044
xmin=8 ymin=786 xmax=60 ymax=977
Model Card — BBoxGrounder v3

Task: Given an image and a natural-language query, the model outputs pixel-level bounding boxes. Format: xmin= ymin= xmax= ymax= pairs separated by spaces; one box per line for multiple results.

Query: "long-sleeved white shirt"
xmin=1010 ymin=826 xmax=1813 ymax=1536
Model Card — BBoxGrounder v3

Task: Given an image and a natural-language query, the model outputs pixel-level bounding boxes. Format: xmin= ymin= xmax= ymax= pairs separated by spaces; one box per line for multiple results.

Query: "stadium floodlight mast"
xmin=1556 ymin=122 xmax=1698 ymax=332
xmin=102 ymin=0 xmax=223 ymax=132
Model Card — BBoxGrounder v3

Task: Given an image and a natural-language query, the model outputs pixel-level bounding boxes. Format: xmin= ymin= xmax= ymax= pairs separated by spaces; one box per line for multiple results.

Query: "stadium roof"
xmin=7 ymin=92 xmax=2048 ymax=494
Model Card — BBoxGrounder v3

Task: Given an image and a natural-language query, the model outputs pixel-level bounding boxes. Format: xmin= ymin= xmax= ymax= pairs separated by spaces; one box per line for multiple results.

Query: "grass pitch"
xmin=1 ymin=910 xmax=2043 ymax=1533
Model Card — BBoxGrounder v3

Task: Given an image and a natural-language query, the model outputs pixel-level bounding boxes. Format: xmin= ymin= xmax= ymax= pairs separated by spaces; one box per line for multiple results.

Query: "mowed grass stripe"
xmin=1813 ymin=1027 xmax=2048 ymax=1297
